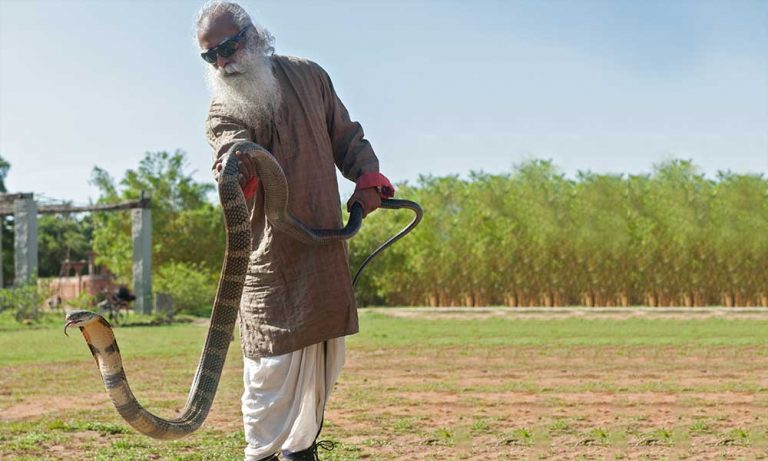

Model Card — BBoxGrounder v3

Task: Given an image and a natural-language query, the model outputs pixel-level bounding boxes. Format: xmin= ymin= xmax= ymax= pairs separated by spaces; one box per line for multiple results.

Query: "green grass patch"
xmin=0 ymin=321 xmax=210 ymax=365
xmin=350 ymin=311 xmax=768 ymax=349
xmin=3 ymin=310 xmax=768 ymax=365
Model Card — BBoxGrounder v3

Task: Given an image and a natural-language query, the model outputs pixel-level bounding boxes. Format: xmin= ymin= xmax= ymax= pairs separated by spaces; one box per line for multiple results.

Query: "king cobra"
xmin=65 ymin=141 xmax=422 ymax=440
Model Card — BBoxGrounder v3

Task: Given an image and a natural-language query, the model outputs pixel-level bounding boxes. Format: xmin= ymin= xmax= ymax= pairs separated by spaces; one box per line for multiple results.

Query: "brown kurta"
xmin=205 ymin=55 xmax=379 ymax=359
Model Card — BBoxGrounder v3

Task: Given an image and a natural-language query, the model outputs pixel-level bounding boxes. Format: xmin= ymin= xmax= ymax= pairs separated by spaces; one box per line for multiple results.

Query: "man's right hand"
xmin=214 ymin=150 xmax=256 ymax=190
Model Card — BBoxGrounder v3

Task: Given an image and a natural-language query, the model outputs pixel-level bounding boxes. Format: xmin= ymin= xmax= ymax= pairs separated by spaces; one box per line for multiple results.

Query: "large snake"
xmin=65 ymin=141 xmax=422 ymax=440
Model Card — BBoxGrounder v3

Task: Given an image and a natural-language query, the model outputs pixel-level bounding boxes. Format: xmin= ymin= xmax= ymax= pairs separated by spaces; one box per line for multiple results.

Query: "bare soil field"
xmin=1 ymin=308 xmax=767 ymax=460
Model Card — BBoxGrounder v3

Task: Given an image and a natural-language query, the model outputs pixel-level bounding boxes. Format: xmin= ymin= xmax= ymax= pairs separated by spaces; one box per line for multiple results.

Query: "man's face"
xmin=198 ymin=15 xmax=243 ymax=70
xmin=199 ymin=12 xmax=280 ymax=127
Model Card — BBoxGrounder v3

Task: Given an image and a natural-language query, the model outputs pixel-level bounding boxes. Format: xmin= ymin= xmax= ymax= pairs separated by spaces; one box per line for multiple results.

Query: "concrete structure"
xmin=1 ymin=192 xmax=152 ymax=313
xmin=132 ymin=200 xmax=152 ymax=314
xmin=46 ymin=252 xmax=116 ymax=303
xmin=13 ymin=194 xmax=37 ymax=285
xmin=45 ymin=267 xmax=115 ymax=303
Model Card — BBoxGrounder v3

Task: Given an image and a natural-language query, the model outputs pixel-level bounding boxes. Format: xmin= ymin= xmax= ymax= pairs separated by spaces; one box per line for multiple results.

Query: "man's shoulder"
xmin=272 ymin=54 xmax=318 ymax=68
xmin=272 ymin=54 xmax=327 ymax=78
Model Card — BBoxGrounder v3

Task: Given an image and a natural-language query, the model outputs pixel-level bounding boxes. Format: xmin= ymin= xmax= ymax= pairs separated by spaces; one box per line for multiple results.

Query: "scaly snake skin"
xmin=65 ymin=141 xmax=422 ymax=439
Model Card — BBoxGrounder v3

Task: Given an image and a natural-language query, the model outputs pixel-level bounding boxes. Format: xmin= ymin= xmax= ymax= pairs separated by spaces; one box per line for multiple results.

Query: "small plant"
xmin=111 ymin=439 xmax=148 ymax=449
xmin=653 ymin=428 xmax=672 ymax=442
xmin=575 ymin=428 xmax=609 ymax=446
xmin=549 ymin=419 xmax=572 ymax=433
xmin=500 ymin=428 xmax=533 ymax=446
xmin=82 ymin=422 xmax=129 ymax=435
xmin=635 ymin=428 xmax=672 ymax=446
xmin=470 ymin=419 xmax=491 ymax=434
xmin=45 ymin=420 xmax=68 ymax=431
xmin=0 ymin=281 xmax=45 ymax=323
xmin=435 ymin=427 xmax=453 ymax=440
xmin=589 ymin=427 xmax=609 ymax=443
xmin=689 ymin=420 xmax=711 ymax=434
xmin=424 ymin=427 xmax=454 ymax=446
xmin=391 ymin=419 xmax=413 ymax=433
xmin=718 ymin=428 xmax=750 ymax=446
xmin=65 ymin=291 xmax=97 ymax=311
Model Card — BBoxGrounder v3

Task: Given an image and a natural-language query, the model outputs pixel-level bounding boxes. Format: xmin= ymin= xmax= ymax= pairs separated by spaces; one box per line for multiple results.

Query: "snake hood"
xmin=64 ymin=310 xmax=108 ymax=336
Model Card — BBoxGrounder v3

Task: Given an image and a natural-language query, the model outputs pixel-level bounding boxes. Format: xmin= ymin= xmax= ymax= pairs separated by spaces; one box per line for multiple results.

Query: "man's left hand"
xmin=347 ymin=187 xmax=381 ymax=218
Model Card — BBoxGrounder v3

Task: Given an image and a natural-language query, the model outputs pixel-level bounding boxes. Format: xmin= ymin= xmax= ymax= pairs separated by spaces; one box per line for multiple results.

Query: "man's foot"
xmin=282 ymin=443 xmax=316 ymax=461
xmin=281 ymin=440 xmax=336 ymax=461
xmin=257 ymin=454 xmax=278 ymax=461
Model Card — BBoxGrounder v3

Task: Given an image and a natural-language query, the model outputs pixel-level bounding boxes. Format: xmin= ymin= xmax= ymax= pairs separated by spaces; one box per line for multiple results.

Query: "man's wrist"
xmin=355 ymin=172 xmax=395 ymax=198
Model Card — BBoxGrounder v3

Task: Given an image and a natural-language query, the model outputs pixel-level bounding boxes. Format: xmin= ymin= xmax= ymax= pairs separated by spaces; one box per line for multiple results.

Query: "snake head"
xmin=64 ymin=310 xmax=102 ymax=336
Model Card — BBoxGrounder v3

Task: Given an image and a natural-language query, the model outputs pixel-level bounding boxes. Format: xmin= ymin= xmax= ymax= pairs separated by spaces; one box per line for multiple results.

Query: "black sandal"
xmin=281 ymin=440 xmax=336 ymax=461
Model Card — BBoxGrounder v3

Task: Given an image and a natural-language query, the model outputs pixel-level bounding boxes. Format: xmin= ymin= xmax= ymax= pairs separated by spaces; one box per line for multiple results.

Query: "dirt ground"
xmin=2 ymin=310 xmax=767 ymax=460
xmin=329 ymin=309 xmax=768 ymax=460
xmin=328 ymin=347 xmax=767 ymax=460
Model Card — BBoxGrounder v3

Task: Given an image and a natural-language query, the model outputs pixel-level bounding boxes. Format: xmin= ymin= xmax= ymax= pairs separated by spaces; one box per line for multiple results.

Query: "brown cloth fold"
xmin=205 ymin=55 xmax=380 ymax=358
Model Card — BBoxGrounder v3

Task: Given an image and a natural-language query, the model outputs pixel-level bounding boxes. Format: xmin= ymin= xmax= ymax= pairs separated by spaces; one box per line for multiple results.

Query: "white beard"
xmin=206 ymin=45 xmax=281 ymax=129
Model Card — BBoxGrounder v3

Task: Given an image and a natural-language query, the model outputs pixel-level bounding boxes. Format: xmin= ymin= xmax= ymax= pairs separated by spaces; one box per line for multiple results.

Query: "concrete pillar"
xmin=0 ymin=218 xmax=3 ymax=287
xmin=86 ymin=251 xmax=95 ymax=275
xmin=132 ymin=205 xmax=152 ymax=314
xmin=14 ymin=195 xmax=37 ymax=285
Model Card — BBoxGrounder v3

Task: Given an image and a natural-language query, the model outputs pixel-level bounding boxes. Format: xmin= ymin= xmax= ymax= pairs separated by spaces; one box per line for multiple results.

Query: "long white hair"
xmin=197 ymin=1 xmax=281 ymax=127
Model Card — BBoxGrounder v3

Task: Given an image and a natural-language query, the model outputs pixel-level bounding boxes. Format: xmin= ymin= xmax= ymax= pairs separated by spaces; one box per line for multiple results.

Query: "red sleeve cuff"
xmin=242 ymin=177 xmax=259 ymax=200
xmin=356 ymin=172 xmax=395 ymax=198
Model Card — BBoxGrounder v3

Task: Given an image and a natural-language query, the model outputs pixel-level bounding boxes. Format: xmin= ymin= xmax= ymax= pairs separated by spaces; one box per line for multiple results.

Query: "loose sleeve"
xmin=205 ymin=101 xmax=260 ymax=199
xmin=205 ymin=101 xmax=252 ymax=172
xmin=316 ymin=64 xmax=380 ymax=183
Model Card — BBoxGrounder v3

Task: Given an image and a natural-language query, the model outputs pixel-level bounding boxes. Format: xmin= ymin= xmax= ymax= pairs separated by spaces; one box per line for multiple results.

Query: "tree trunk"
xmin=683 ymin=292 xmax=693 ymax=307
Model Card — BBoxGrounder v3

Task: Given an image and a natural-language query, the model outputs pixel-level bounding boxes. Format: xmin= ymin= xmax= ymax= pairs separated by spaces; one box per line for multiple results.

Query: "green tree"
xmin=0 ymin=155 xmax=11 ymax=285
xmin=90 ymin=152 xmax=768 ymax=308
xmin=571 ymin=172 xmax=631 ymax=306
xmin=91 ymin=150 xmax=225 ymax=313
xmin=709 ymin=172 xmax=768 ymax=306
xmin=37 ymin=214 xmax=94 ymax=277
xmin=351 ymin=159 xmax=767 ymax=307
xmin=0 ymin=155 xmax=10 ymax=193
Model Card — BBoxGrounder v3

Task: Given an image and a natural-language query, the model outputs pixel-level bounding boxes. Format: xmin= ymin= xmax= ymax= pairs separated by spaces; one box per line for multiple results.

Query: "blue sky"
xmin=1 ymin=0 xmax=766 ymax=205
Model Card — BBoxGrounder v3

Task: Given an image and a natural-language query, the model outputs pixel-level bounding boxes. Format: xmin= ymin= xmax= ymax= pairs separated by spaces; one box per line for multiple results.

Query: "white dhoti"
xmin=242 ymin=337 xmax=345 ymax=461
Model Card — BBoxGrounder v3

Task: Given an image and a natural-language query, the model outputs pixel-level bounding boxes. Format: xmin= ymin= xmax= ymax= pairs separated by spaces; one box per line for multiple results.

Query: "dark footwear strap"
xmin=282 ymin=440 xmax=336 ymax=460
xmin=316 ymin=440 xmax=337 ymax=452
xmin=281 ymin=444 xmax=314 ymax=460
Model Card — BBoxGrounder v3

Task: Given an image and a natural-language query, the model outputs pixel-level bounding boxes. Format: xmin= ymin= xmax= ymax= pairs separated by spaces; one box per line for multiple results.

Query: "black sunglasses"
xmin=200 ymin=27 xmax=248 ymax=64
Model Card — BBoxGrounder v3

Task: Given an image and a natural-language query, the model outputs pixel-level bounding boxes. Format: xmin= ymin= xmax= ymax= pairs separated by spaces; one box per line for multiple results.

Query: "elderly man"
xmin=196 ymin=2 xmax=393 ymax=461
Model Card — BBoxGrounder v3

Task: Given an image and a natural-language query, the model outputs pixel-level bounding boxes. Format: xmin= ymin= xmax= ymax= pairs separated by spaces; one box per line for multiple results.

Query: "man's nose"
xmin=216 ymin=54 xmax=231 ymax=69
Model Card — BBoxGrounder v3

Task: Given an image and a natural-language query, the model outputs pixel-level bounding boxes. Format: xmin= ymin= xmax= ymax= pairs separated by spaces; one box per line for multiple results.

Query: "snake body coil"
xmin=65 ymin=142 xmax=422 ymax=439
